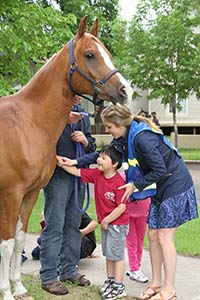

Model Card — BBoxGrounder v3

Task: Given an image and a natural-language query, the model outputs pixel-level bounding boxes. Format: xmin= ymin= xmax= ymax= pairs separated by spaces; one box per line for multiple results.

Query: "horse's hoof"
xmin=14 ymin=293 xmax=34 ymax=300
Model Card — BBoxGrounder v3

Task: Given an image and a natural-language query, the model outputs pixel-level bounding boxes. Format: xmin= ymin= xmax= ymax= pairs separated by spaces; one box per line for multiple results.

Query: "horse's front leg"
xmin=10 ymin=218 xmax=31 ymax=299
xmin=0 ymin=238 xmax=16 ymax=300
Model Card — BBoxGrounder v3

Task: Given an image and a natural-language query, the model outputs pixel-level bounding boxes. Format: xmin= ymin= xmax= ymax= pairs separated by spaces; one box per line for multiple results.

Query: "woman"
xmin=100 ymin=104 xmax=198 ymax=300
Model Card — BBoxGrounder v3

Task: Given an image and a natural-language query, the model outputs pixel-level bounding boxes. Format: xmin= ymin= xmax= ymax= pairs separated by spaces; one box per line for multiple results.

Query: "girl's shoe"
xmin=126 ymin=269 xmax=148 ymax=283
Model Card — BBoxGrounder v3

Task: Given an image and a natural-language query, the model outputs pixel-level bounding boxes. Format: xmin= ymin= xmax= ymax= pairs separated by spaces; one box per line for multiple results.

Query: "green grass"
xmin=28 ymin=190 xmax=102 ymax=238
xmin=143 ymin=205 xmax=200 ymax=256
xmin=179 ymin=149 xmax=200 ymax=160
xmin=29 ymin=192 xmax=200 ymax=257
xmin=0 ymin=274 xmax=136 ymax=300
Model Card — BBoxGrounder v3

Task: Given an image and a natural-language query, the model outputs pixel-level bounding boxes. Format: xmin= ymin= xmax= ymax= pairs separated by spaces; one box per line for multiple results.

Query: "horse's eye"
xmin=86 ymin=53 xmax=95 ymax=60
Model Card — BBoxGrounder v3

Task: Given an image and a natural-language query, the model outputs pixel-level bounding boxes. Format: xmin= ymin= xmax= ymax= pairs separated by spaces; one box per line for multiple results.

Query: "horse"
xmin=0 ymin=15 xmax=132 ymax=300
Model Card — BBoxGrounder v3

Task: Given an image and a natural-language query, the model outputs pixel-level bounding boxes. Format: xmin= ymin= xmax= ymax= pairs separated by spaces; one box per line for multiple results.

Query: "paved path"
xmin=22 ymin=233 xmax=200 ymax=300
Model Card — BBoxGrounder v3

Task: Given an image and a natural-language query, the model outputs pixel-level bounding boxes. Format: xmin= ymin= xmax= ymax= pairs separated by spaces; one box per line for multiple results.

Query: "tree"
xmin=0 ymin=0 xmax=121 ymax=97
xmin=0 ymin=0 xmax=76 ymax=96
xmin=110 ymin=17 xmax=129 ymax=76
xmin=126 ymin=0 xmax=200 ymax=147
xmin=54 ymin=0 xmax=120 ymax=50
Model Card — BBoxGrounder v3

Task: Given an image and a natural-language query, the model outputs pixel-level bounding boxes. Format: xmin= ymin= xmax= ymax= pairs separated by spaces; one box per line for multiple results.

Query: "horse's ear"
xmin=76 ymin=15 xmax=88 ymax=40
xmin=89 ymin=18 xmax=98 ymax=37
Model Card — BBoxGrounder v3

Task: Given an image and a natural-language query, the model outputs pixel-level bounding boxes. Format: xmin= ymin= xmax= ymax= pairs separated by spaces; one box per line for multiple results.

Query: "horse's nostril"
xmin=118 ymin=85 xmax=127 ymax=99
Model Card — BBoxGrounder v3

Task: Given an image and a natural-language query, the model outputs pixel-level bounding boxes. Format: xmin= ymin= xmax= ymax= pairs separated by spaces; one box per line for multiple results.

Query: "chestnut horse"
xmin=0 ymin=16 xmax=131 ymax=300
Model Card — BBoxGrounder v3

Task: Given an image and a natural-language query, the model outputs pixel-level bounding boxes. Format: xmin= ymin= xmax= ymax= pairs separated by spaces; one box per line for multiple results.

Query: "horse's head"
xmin=68 ymin=16 xmax=132 ymax=105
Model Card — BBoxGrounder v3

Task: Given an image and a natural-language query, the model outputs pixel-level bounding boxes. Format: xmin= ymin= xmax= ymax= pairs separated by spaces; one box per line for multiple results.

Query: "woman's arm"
xmin=76 ymin=151 xmax=100 ymax=168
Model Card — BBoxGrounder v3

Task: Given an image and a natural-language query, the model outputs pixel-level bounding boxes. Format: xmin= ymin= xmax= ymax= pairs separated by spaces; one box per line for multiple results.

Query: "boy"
xmin=57 ymin=144 xmax=129 ymax=300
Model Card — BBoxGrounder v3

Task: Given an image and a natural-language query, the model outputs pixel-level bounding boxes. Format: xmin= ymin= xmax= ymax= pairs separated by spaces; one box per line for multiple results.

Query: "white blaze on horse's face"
xmin=95 ymin=42 xmax=133 ymax=103
xmin=95 ymin=43 xmax=115 ymax=70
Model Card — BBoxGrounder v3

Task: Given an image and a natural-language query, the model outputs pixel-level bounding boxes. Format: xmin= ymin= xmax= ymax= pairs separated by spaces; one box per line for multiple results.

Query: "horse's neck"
xmin=19 ymin=45 xmax=72 ymax=140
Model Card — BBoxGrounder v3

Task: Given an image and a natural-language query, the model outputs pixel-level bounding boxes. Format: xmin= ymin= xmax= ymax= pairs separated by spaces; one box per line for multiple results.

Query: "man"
xmin=40 ymin=95 xmax=96 ymax=295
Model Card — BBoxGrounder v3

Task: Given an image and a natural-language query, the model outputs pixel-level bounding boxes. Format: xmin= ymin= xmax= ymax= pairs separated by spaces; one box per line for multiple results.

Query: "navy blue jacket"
xmin=56 ymin=105 xmax=96 ymax=171
xmin=132 ymin=130 xmax=193 ymax=202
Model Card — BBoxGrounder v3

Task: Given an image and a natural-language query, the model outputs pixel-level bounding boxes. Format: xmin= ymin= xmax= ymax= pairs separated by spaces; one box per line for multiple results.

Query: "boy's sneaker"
xmin=126 ymin=269 xmax=148 ymax=283
xmin=99 ymin=278 xmax=113 ymax=295
xmin=103 ymin=283 xmax=127 ymax=300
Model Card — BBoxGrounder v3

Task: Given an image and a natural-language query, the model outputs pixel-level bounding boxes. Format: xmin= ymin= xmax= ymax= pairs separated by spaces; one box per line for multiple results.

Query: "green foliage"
xmin=0 ymin=0 xmax=121 ymax=97
xmin=126 ymin=0 xmax=200 ymax=105
xmin=110 ymin=18 xmax=129 ymax=77
xmin=56 ymin=0 xmax=120 ymax=50
xmin=0 ymin=0 xmax=76 ymax=96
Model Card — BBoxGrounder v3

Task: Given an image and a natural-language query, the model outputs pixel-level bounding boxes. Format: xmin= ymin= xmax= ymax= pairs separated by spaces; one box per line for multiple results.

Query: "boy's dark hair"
xmin=100 ymin=144 xmax=122 ymax=170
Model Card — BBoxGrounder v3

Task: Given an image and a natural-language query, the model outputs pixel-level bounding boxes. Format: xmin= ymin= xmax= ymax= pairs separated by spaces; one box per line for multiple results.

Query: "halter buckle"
xmin=95 ymin=81 xmax=104 ymax=91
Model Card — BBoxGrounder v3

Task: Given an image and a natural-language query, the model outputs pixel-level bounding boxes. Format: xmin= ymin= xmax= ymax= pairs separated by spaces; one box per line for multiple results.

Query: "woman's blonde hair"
xmin=101 ymin=103 xmax=162 ymax=132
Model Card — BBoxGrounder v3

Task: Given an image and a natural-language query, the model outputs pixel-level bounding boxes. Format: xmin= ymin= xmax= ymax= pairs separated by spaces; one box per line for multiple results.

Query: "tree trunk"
xmin=171 ymin=95 xmax=178 ymax=148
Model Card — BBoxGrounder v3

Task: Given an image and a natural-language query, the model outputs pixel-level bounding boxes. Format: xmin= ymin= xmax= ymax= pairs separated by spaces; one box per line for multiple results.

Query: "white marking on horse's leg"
xmin=96 ymin=42 xmax=133 ymax=102
xmin=10 ymin=217 xmax=27 ymax=297
xmin=0 ymin=239 xmax=16 ymax=300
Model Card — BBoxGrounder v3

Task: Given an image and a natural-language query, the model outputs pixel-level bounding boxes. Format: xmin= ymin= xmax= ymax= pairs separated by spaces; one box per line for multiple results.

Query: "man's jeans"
xmin=40 ymin=168 xmax=85 ymax=284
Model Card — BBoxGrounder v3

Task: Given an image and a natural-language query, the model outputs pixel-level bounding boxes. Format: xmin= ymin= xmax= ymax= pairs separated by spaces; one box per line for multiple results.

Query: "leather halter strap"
xmin=68 ymin=38 xmax=119 ymax=106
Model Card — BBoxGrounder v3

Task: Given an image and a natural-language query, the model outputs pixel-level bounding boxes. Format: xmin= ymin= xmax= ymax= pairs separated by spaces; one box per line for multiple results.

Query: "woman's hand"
xmin=56 ymin=155 xmax=77 ymax=166
xmin=118 ymin=182 xmax=135 ymax=202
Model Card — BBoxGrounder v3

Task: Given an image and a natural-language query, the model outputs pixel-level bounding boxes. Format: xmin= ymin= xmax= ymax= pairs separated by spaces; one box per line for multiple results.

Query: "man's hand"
xmin=68 ymin=111 xmax=82 ymax=124
xmin=71 ymin=131 xmax=88 ymax=148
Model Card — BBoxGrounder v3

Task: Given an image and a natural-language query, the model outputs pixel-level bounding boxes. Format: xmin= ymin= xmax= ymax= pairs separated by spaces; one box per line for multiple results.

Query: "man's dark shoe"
xmin=62 ymin=274 xmax=90 ymax=286
xmin=42 ymin=280 xmax=69 ymax=295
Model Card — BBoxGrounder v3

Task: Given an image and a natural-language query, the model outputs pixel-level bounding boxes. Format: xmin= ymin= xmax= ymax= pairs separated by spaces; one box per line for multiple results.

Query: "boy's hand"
xmin=101 ymin=218 xmax=109 ymax=230
xmin=56 ymin=155 xmax=77 ymax=166
xmin=56 ymin=156 xmax=65 ymax=167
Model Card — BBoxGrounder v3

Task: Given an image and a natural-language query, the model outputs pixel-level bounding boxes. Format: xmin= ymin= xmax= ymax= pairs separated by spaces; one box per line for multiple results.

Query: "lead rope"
xmin=72 ymin=124 xmax=90 ymax=213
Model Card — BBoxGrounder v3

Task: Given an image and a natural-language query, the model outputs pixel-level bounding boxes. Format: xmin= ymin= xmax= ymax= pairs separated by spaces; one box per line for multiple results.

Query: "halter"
xmin=68 ymin=38 xmax=119 ymax=106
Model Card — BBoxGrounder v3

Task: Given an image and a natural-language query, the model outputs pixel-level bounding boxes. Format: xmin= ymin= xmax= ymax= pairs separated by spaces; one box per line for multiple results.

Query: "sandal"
xmin=138 ymin=285 xmax=162 ymax=300
xmin=150 ymin=291 xmax=177 ymax=300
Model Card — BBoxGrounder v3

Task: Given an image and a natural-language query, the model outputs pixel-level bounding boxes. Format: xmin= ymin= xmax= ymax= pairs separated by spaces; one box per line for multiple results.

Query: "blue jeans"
xmin=40 ymin=168 xmax=85 ymax=284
